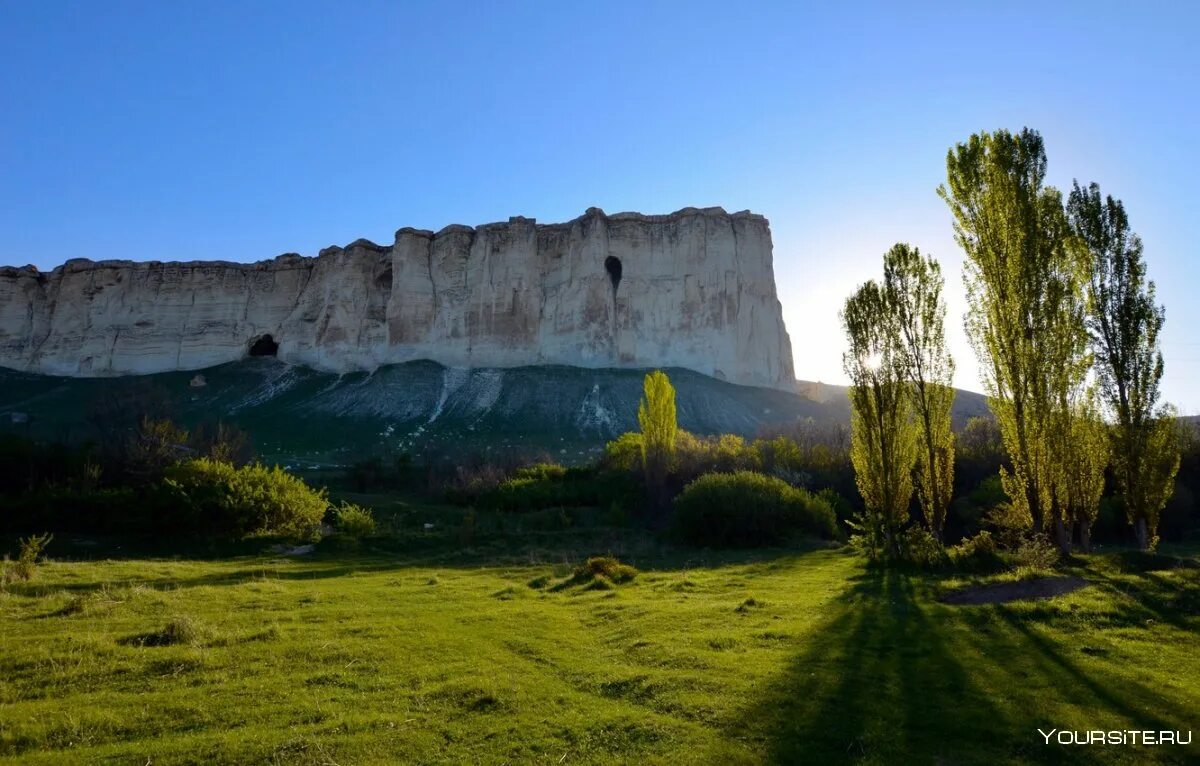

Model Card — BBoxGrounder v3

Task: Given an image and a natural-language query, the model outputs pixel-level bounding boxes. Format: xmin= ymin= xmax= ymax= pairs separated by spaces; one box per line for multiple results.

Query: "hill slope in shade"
xmin=0 ymin=359 xmax=991 ymax=465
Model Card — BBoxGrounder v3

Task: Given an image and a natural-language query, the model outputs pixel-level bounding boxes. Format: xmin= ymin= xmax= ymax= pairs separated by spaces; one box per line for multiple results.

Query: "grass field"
xmin=1 ymin=510 xmax=1197 ymax=764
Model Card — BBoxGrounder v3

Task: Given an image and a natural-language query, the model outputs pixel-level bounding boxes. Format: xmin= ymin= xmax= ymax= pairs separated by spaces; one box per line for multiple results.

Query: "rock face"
xmin=0 ymin=207 xmax=795 ymax=390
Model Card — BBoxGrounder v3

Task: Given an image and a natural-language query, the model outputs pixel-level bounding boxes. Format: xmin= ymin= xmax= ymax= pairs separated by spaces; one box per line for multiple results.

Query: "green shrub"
xmin=982 ymin=501 xmax=1032 ymax=550
xmin=672 ymin=471 xmax=838 ymax=547
xmin=510 ymin=463 xmax=567 ymax=482
xmin=3 ymin=533 xmax=52 ymax=582
xmin=898 ymin=526 xmax=946 ymax=568
xmin=603 ymin=432 xmax=643 ymax=471
xmin=947 ymin=531 xmax=1003 ymax=572
xmin=816 ymin=487 xmax=855 ymax=525
xmin=479 ymin=465 xmax=640 ymax=513
xmin=491 ymin=476 xmax=554 ymax=511
xmin=333 ymin=502 xmax=376 ymax=539
xmin=846 ymin=507 xmax=887 ymax=561
xmin=441 ymin=461 xmax=515 ymax=506
xmin=1012 ymin=534 xmax=1060 ymax=572
xmin=162 ymin=458 xmax=328 ymax=539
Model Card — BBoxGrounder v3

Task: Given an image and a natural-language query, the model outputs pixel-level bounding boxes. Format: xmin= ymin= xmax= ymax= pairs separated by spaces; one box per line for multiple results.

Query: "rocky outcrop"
xmin=0 ymin=207 xmax=795 ymax=389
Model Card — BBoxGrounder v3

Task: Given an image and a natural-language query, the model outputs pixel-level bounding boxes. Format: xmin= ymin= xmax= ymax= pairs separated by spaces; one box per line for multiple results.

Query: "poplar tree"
xmin=883 ymin=244 xmax=956 ymax=540
xmin=842 ymin=281 xmax=917 ymax=556
xmin=1068 ymin=182 xmax=1180 ymax=549
xmin=938 ymin=128 xmax=1090 ymax=537
xmin=638 ymin=370 xmax=678 ymax=506
xmin=1035 ymin=250 xmax=1093 ymax=554
xmin=1045 ymin=384 xmax=1108 ymax=552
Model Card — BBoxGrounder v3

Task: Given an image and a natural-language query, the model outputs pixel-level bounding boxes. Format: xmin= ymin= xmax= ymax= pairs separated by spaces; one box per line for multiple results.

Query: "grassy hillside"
xmin=0 ymin=360 xmax=991 ymax=466
xmin=1 ymin=518 xmax=1196 ymax=764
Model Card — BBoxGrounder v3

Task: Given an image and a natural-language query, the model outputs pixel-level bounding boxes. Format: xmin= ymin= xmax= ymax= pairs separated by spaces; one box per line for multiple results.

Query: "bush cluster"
xmin=162 ymin=458 xmax=328 ymax=539
xmin=1012 ymin=534 xmax=1061 ymax=572
xmin=604 ymin=429 xmax=853 ymax=490
xmin=946 ymin=531 xmax=1002 ymax=572
xmin=898 ymin=527 xmax=944 ymax=568
xmin=493 ymin=465 xmax=639 ymax=512
xmin=332 ymin=502 xmax=376 ymax=539
xmin=672 ymin=471 xmax=838 ymax=547
xmin=442 ymin=462 xmax=641 ymax=514
xmin=2 ymin=533 xmax=53 ymax=584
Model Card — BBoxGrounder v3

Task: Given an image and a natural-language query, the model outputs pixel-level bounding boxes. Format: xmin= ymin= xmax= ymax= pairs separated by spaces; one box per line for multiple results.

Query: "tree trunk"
xmin=1053 ymin=514 xmax=1070 ymax=557
xmin=885 ymin=524 xmax=901 ymax=561
xmin=1026 ymin=482 xmax=1044 ymax=535
xmin=1134 ymin=516 xmax=1150 ymax=551
xmin=1079 ymin=520 xmax=1092 ymax=554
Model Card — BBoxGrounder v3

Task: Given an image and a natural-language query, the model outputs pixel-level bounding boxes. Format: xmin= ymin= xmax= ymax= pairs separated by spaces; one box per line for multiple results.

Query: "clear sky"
xmin=2 ymin=1 xmax=1197 ymax=411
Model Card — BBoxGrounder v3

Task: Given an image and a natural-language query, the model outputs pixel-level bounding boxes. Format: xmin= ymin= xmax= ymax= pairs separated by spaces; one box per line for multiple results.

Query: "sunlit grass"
xmin=0 ymin=531 xmax=1196 ymax=764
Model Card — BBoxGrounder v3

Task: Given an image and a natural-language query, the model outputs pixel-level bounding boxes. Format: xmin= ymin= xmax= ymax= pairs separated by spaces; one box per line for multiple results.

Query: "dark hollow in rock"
xmin=248 ymin=334 xmax=279 ymax=357
xmin=604 ymin=255 xmax=622 ymax=292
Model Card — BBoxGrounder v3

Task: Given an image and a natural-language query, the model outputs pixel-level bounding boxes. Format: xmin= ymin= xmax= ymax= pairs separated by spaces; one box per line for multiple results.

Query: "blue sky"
xmin=2 ymin=1 xmax=1197 ymax=410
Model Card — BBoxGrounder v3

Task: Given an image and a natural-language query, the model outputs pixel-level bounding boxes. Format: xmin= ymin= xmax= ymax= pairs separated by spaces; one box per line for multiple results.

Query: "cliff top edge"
xmin=0 ymin=206 xmax=768 ymax=275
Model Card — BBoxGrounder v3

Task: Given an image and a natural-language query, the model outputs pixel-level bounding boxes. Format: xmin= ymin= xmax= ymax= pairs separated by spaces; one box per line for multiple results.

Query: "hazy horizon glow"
xmin=2 ymin=2 xmax=1197 ymax=410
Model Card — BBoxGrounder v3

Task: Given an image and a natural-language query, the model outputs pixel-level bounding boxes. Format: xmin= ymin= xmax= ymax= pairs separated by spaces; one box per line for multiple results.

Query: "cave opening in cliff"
xmin=604 ymin=256 xmax=622 ymax=292
xmin=248 ymin=334 xmax=279 ymax=357
xmin=376 ymin=267 xmax=393 ymax=289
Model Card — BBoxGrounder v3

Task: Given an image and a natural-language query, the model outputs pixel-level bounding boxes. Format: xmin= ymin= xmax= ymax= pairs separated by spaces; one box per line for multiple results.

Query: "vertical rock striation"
xmin=0 ymin=207 xmax=795 ymax=390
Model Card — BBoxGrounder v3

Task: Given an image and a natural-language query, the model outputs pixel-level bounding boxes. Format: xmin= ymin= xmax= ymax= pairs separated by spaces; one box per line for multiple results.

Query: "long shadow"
xmin=725 ymin=564 xmax=1200 ymax=765
xmin=991 ymin=607 xmax=1193 ymax=736
xmin=1081 ymin=565 xmax=1200 ymax=633
xmin=726 ymin=567 xmax=1011 ymax=764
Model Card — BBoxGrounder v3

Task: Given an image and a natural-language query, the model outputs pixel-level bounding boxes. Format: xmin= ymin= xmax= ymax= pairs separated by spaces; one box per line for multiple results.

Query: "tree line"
xmin=843 ymin=128 xmax=1180 ymax=557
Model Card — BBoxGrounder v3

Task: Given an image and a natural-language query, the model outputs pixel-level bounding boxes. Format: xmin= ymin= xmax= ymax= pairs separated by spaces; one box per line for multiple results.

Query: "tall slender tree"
xmin=1036 ymin=247 xmax=1094 ymax=554
xmin=1068 ymin=182 xmax=1180 ymax=549
xmin=939 ymin=128 xmax=1090 ymax=538
xmin=883 ymin=244 xmax=956 ymax=540
xmin=842 ymin=281 xmax=917 ymax=556
xmin=638 ymin=370 xmax=678 ymax=514
xmin=1050 ymin=386 xmax=1109 ymax=552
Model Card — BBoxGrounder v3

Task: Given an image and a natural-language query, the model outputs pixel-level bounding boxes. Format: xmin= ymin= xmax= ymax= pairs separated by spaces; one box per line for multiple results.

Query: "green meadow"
xmin=1 ymin=503 xmax=1197 ymax=765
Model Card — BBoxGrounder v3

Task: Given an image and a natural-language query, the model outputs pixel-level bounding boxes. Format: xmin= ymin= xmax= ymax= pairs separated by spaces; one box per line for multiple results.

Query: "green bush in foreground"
xmin=575 ymin=555 xmax=638 ymax=584
xmin=163 ymin=458 xmax=328 ymax=539
xmin=2 ymin=533 xmax=53 ymax=583
xmin=673 ymin=471 xmax=838 ymax=547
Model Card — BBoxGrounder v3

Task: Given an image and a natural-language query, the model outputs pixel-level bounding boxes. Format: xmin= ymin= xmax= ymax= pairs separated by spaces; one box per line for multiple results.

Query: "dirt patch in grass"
xmin=1110 ymin=551 xmax=1199 ymax=574
xmin=941 ymin=576 xmax=1088 ymax=606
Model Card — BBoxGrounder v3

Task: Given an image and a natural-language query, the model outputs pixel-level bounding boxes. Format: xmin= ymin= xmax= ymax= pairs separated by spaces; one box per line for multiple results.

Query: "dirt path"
xmin=940 ymin=576 xmax=1088 ymax=605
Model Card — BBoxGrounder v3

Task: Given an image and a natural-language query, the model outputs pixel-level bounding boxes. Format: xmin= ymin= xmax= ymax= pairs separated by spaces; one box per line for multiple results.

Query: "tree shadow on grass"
xmin=728 ymin=567 xmax=1198 ymax=765
xmin=1074 ymin=561 xmax=1200 ymax=633
xmin=726 ymin=568 xmax=1013 ymax=764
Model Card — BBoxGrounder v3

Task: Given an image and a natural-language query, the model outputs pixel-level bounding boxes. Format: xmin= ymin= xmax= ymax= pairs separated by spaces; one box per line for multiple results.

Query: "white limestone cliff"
xmin=0 ymin=207 xmax=796 ymax=390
